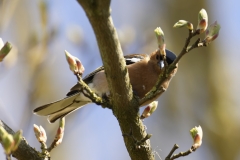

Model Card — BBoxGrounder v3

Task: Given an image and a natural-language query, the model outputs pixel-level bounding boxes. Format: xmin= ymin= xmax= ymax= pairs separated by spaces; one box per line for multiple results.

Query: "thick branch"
xmin=0 ymin=120 xmax=46 ymax=160
xmin=77 ymin=0 xmax=154 ymax=159
xmin=78 ymin=0 xmax=134 ymax=105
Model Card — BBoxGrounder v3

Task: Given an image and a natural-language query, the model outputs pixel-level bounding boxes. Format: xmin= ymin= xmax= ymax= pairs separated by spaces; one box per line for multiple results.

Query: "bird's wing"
xmin=66 ymin=54 xmax=147 ymax=96
xmin=124 ymin=54 xmax=146 ymax=65
xmin=33 ymin=93 xmax=89 ymax=116
xmin=66 ymin=66 xmax=105 ymax=96
xmin=82 ymin=66 xmax=105 ymax=84
xmin=47 ymin=100 xmax=90 ymax=123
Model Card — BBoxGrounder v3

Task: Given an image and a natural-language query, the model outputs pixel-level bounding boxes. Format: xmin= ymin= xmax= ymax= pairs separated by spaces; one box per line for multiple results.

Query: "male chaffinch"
xmin=34 ymin=49 xmax=178 ymax=123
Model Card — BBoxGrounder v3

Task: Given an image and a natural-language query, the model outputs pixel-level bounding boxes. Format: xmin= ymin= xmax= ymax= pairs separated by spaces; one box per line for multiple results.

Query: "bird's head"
xmin=150 ymin=49 xmax=177 ymax=71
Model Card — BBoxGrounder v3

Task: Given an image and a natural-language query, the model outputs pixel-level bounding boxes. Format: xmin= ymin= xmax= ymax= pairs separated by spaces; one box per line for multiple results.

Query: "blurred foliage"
xmin=0 ymin=0 xmax=240 ymax=160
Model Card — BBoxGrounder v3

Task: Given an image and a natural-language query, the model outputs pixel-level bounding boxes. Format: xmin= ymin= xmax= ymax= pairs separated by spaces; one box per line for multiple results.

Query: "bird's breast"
xmin=91 ymin=71 xmax=110 ymax=97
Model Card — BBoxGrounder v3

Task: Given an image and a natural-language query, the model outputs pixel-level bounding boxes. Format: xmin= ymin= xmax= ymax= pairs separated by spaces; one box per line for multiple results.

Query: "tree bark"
xmin=77 ymin=0 xmax=154 ymax=159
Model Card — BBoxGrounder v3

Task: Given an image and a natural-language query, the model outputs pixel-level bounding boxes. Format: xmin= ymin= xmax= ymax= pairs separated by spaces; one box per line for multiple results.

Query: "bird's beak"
xmin=158 ymin=60 xmax=164 ymax=69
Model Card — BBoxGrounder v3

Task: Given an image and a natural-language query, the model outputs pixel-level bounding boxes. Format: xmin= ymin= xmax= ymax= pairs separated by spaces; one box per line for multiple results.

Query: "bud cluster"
xmin=173 ymin=8 xmax=220 ymax=44
xmin=33 ymin=124 xmax=47 ymax=143
xmin=0 ymin=126 xmax=22 ymax=154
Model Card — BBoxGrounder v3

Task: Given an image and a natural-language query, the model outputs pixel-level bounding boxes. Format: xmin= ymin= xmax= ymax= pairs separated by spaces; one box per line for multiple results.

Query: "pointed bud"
xmin=75 ymin=57 xmax=85 ymax=75
xmin=0 ymin=127 xmax=14 ymax=154
xmin=12 ymin=130 xmax=23 ymax=151
xmin=140 ymin=106 xmax=151 ymax=119
xmin=204 ymin=21 xmax=221 ymax=44
xmin=0 ymin=126 xmax=8 ymax=137
xmin=33 ymin=124 xmax=47 ymax=143
xmin=2 ymin=134 xmax=14 ymax=154
xmin=55 ymin=128 xmax=64 ymax=145
xmin=197 ymin=9 xmax=208 ymax=33
xmin=55 ymin=118 xmax=65 ymax=145
xmin=140 ymin=101 xmax=158 ymax=119
xmin=65 ymin=50 xmax=78 ymax=73
xmin=190 ymin=125 xmax=203 ymax=149
xmin=0 ymin=41 xmax=12 ymax=62
xmin=154 ymin=27 xmax=166 ymax=57
xmin=173 ymin=20 xmax=193 ymax=30
xmin=39 ymin=126 xmax=47 ymax=143
xmin=65 ymin=50 xmax=85 ymax=75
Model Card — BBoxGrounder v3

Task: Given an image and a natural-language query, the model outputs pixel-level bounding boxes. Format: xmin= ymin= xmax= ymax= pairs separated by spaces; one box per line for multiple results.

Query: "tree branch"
xmin=165 ymin=144 xmax=197 ymax=160
xmin=141 ymin=29 xmax=204 ymax=105
xmin=172 ymin=29 xmax=200 ymax=66
xmin=77 ymin=0 xmax=154 ymax=159
xmin=77 ymin=0 xmax=134 ymax=105
xmin=0 ymin=120 xmax=46 ymax=160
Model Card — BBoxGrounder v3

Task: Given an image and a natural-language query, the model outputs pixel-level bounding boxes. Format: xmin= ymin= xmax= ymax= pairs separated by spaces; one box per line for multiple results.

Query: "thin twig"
xmin=165 ymin=144 xmax=197 ymax=160
xmin=76 ymin=74 xmax=103 ymax=104
xmin=40 ymin=142 xmax=47 ymax=151
xmin=141 ymin=29 xmax=205 ymax=106
xmin=47 ymin=118 xmax=65 ymax=152
xmin=187 ymin=38 xmax=201 ymax=52
xmin=170 ymin=148 xmax=193 ymax=160
xmin=40 ymin=141 xmax=50 ymax=157
xmin=74 ymin=73 xmax=112 ymax=108
xmin=47 ymin=139 xmax=58 ymax=152
xmin=172 ymin=29 xmax=200 ymax=66
xmin=140 ymin=30 xmax=199 ymax=105
xmin=165 ymin=144 xmax=179 ymax=160
xmin=140 ymin=84 xmax=166 ymax=105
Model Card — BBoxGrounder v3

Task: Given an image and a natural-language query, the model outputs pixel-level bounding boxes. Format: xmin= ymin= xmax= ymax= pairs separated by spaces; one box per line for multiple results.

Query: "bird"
xmin=34 ymin=49 xmax=178 ymax=123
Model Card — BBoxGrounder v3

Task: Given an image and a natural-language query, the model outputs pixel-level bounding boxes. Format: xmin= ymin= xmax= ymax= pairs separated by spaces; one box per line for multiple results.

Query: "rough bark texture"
xmin=77 ymin=0 xmax=154 ymax=159
xmin=0 ymin=120 xmax=45 ymax=160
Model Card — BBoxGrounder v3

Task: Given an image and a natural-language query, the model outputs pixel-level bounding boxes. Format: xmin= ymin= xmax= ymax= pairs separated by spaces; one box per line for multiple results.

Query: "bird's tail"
xmin=33 ymin=94 xmax=90 ymax=123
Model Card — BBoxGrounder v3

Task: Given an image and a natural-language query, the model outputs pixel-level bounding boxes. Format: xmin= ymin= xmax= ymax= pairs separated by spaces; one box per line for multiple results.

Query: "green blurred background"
xmin=0 ymin=0 xmax=239 ymax=159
